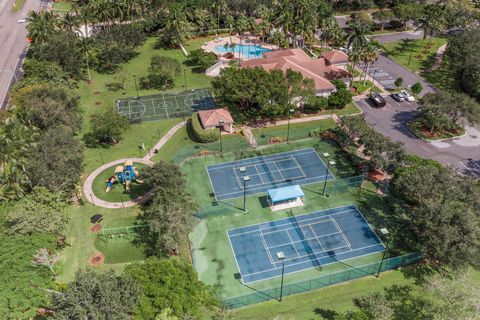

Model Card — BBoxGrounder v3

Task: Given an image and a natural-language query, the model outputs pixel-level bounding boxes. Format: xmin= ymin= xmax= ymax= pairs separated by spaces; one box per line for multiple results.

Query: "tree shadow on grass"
xmin=314 ymin=308 xmax=339 ymax=320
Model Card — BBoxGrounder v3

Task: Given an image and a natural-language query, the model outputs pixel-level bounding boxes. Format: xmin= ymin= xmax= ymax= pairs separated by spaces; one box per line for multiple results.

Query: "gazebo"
xmin=198 ymin=108 xmax=234 ymax=133
xmin=267 ymin=185 xmax=305 ymax=211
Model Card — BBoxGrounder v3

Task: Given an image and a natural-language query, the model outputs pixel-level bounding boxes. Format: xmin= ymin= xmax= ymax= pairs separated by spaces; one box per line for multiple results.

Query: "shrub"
xmin=86 ymin=109 xmax=130 ymax=145
xmin=395 ymin=77 xmax=404 ymax=87
xmin=303 ymin=96 xmax=328 ymax=113
xmin=411 ymin=82 xmax=423 ymax=95
xmin=189 ymin=113 xmax=219 ymax=143
xmin=140 ymin=56 xmax=181 ymax=90
xmin=187 ymin=49 xmax=217 ymax=71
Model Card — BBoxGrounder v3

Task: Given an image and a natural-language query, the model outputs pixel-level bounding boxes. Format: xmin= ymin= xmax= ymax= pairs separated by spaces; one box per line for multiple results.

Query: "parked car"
xmin=369 ymin=92 xmax=387 ymax=108
xmin=401 ymin=90 xmax=415 ymax=102
xmin=391 ymin=93 xmax=406 ymax=102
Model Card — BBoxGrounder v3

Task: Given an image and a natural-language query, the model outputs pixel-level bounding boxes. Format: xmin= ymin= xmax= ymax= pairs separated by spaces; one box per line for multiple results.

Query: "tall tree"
xmin=77 ymin=37 xmax=99 ymax=83
xmin=51 ymin=270 xmax=140 ymax=320
xmin=125 ymin=258 xmax=218 ymax=319
xmin=161 ymin=6 xmax=192 ymax=48
xmin=26 ymin=11 xmax=59 ymax=44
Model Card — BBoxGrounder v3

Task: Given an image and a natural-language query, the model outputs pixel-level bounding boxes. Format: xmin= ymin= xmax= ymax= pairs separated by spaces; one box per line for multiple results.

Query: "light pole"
xmin=277 ymin=251 xmax=286 ymax=301
xmin=218 ymin=119 xmax=224 ymax=153
xmin=322 ymin=160 xmax=335 ymax=196
xmin=286 ymin=108 xmax=294 ymax=141
xmin=132 ymin=74 xmax=139 ymax=98
xmin=372 ymin=68 xmax=377 ymax=88
xmin=243 ymin=176 xmax=250 ymax=211
xmin=376 ymin=228 xmax=389 ymax=277
xmin=184 ymin=68 xmax=188 ymax=89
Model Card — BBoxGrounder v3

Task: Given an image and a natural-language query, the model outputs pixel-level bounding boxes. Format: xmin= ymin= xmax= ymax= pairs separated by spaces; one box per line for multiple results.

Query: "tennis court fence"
xmin=194 ymin=175 xmax=365 ymax=219
xmin=222 ymin=252 xmax=422 ymax=309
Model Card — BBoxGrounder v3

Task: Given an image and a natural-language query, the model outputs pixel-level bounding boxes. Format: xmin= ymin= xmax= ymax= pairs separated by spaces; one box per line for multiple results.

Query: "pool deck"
xmin=201 ymin=35 xmax=278 ymax=61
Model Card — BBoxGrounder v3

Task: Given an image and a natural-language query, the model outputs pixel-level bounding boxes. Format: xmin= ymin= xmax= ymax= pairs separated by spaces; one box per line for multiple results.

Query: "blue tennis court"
xmin=227 ymin=204 xmax=385 ymax=284
xmin=207 ymin=148 xmax=334 ymax=201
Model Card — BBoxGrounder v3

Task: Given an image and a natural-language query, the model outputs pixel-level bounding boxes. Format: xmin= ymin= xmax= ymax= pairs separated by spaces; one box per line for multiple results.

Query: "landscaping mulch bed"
xmin=89 ymin=252 xmax=105 ymax=266
xmin=90 ymin=224 xmax=102 ymax=233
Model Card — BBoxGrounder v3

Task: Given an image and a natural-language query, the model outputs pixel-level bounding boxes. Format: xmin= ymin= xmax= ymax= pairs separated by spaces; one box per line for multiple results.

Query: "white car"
xmin=401 ymin=90 xmax=415 ymax=102
xmin=17 ymin=19 xmax=26 ymax=23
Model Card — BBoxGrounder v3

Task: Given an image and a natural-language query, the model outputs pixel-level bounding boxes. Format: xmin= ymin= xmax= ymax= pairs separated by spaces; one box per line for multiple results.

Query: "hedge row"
xmin=190 ymin=112 xmax=220 ymax=143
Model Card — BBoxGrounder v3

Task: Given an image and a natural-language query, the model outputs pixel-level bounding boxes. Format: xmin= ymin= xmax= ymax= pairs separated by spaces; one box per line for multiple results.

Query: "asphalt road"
xmin=354 ymin=96 xmax=480 ymax=172
xmin=0 ymin=0 xmax=48 ymax=109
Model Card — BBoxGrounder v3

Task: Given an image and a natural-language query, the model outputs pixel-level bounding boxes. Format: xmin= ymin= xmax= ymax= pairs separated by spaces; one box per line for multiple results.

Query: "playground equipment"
xmin=105 ymin=160 xmax=144 ymax=192
xmin=98 ymin=225 xmax=147 ymax=242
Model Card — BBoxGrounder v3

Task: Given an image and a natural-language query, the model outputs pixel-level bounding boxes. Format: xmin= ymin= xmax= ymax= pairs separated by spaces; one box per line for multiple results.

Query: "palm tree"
xmin=276 ymin=0 xmax=294 ymax=47
xmin=0 ymin=114 xmax=37 ymax=200
xmin=163 ymin=7 xmax=192 ymax=48
xmin=225 ymin=15 xmax=235 ymax=44
xmin=26 ymin=11 xmax=59 ymax=44
xmin=348 ymin=46 xmax=364 ymax=88
xmin=362 ymin=40 xmax=384 ymax=85
xmin=346 ymin=20 xmax=369 ymax=51
xmin=235 ymin=14 xmax=250 ymax=59
xmin=78 ymin=37 xmax=99 ymax=83
xmin=211 ymin=0 xmax=228 ymax=34
xmin=60 ymin=12 xmax=80 ymax=33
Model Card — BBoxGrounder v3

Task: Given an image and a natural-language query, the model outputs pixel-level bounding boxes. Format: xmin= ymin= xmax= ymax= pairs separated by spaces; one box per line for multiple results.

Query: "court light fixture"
xmin=218 ymin=119 xmax=224 ymax=153
xmin=322 ymin=160 xmax=336 ymax=196
xmin=277 ymin=251 xmax=286 ymax=302
xmin=376 ymin=227 xmax=389 ymax=278
xmin=243 ymin=176 xmax=250 ymax=211
xmin=287 ymin=109 xmax=295 ymax=141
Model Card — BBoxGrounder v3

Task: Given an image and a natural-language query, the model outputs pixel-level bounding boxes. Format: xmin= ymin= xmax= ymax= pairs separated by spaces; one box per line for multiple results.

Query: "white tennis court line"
xmin=259 ymin=229 xmax=275 ymax=265
xmin=286 ymin=230 xmax=301 ymax=257
xmin=331 ymin=218 xmax=352 ymax=249
xmin=309 ymin=224 xmax=326 ymax=252
xmin=151 ymin=99 xmax=156 ymax=116
xmin=226 ymin=230 xmax=243 ymax=277
xmin=240 ymin=243 xmax=384 ymax=280
xmin=228 ymin=206 xmax=359 ymax=236
xmin=207 ymin=148 xmax=318 ymax=170
xmin=292 ymin=156 xmax=308 ymax=178
xmin=216 ymin=174 xmax=332 ymax=198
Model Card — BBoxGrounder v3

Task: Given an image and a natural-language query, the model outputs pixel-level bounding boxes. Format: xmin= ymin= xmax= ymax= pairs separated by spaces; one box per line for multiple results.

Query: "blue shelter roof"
xmin=268 ymin=185 xmax=304 ymax=203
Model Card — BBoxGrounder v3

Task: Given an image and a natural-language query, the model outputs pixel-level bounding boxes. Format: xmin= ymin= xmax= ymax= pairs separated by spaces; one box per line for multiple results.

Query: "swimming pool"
xmin=214 ymin=44 xmax=272 ymax=59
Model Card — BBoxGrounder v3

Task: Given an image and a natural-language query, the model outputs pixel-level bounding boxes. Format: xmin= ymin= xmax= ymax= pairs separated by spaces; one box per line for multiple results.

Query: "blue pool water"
xmin=214 ymin=44 xmax=272 ymax=58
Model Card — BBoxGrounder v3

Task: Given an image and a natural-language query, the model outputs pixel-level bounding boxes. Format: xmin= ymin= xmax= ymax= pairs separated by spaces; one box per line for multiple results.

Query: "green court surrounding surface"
xmin=252 ymin=119 xmax=337 ymax=145
xmin=91 ymin=163 xmax=151 ymax=202
xmin=116 ymin=88 xmax=216 ymax=123
xmin=183 ymin=138 xmax=391 ymax=299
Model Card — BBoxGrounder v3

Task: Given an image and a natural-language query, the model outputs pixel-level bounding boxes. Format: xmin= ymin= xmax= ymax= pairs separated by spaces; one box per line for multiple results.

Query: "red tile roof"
xmin=198 ymin=108 xmax=234 ymax=128
xmin=240 ymin=49 xmax=350 ymax=91
xmin=321 ymin=50 xmax=349 ymax=64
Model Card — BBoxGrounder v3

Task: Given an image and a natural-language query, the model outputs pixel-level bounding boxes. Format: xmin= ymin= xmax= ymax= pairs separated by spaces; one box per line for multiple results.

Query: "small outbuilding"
xmin=198 ymin=108 xmax=234 ymax=133
xmin=267 ymin=185 xmax=305 ymax=211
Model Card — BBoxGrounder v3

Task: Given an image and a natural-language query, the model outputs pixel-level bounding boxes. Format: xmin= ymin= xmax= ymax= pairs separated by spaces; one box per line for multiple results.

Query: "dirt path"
xmin=82 ymin=121 xmax=186 ymax=209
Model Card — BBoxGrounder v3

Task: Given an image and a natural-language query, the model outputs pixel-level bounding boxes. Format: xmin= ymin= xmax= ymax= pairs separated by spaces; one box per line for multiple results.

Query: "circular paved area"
xmin=83 ymin=158 xmax=154 ymax=208
xmin=83 ymin=121 xmax=186 ymax=208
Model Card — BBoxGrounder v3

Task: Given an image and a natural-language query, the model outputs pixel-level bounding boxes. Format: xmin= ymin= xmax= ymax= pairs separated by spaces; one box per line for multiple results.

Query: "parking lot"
xmin=455 ymin=159 xmax=480 ymax=178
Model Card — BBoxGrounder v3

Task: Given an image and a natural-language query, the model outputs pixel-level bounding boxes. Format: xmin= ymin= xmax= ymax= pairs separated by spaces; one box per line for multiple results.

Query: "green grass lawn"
xmin=153 ymin=124 xmax=250 ymax=163
xmin=420 ymin=55 xmax=458 ymax=93
xmin=78 ymin=36 xmax=214 ymax=131
xmin=352 ymin=80 xmax=382 ymax=94
xmin=383 ymin=37 xmax=448 ymax=73
xmin=91 ymin=162 xmax=151 ymax=202
xmin=252 ymin=119 xmax=337 ymax=145
xmin=83 ymin=118 xmax=181 ymax=174
xmin=51 ymin=0 xmax=72 ymax=12
xmin=57 ymin=204 xmax=143 ymax=282
xmin=11 ymin=0 xmax=26 ymax=12
xmin=233 ymin=269 xmax=413 ymax=319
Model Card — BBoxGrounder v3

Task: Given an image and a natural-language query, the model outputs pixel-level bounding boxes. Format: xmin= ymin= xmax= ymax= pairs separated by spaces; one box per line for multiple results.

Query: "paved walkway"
xmin=430 ymin=43 xmax=447 ymax=71
xmin=83 ymin=121 xmax=186 ymax=209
